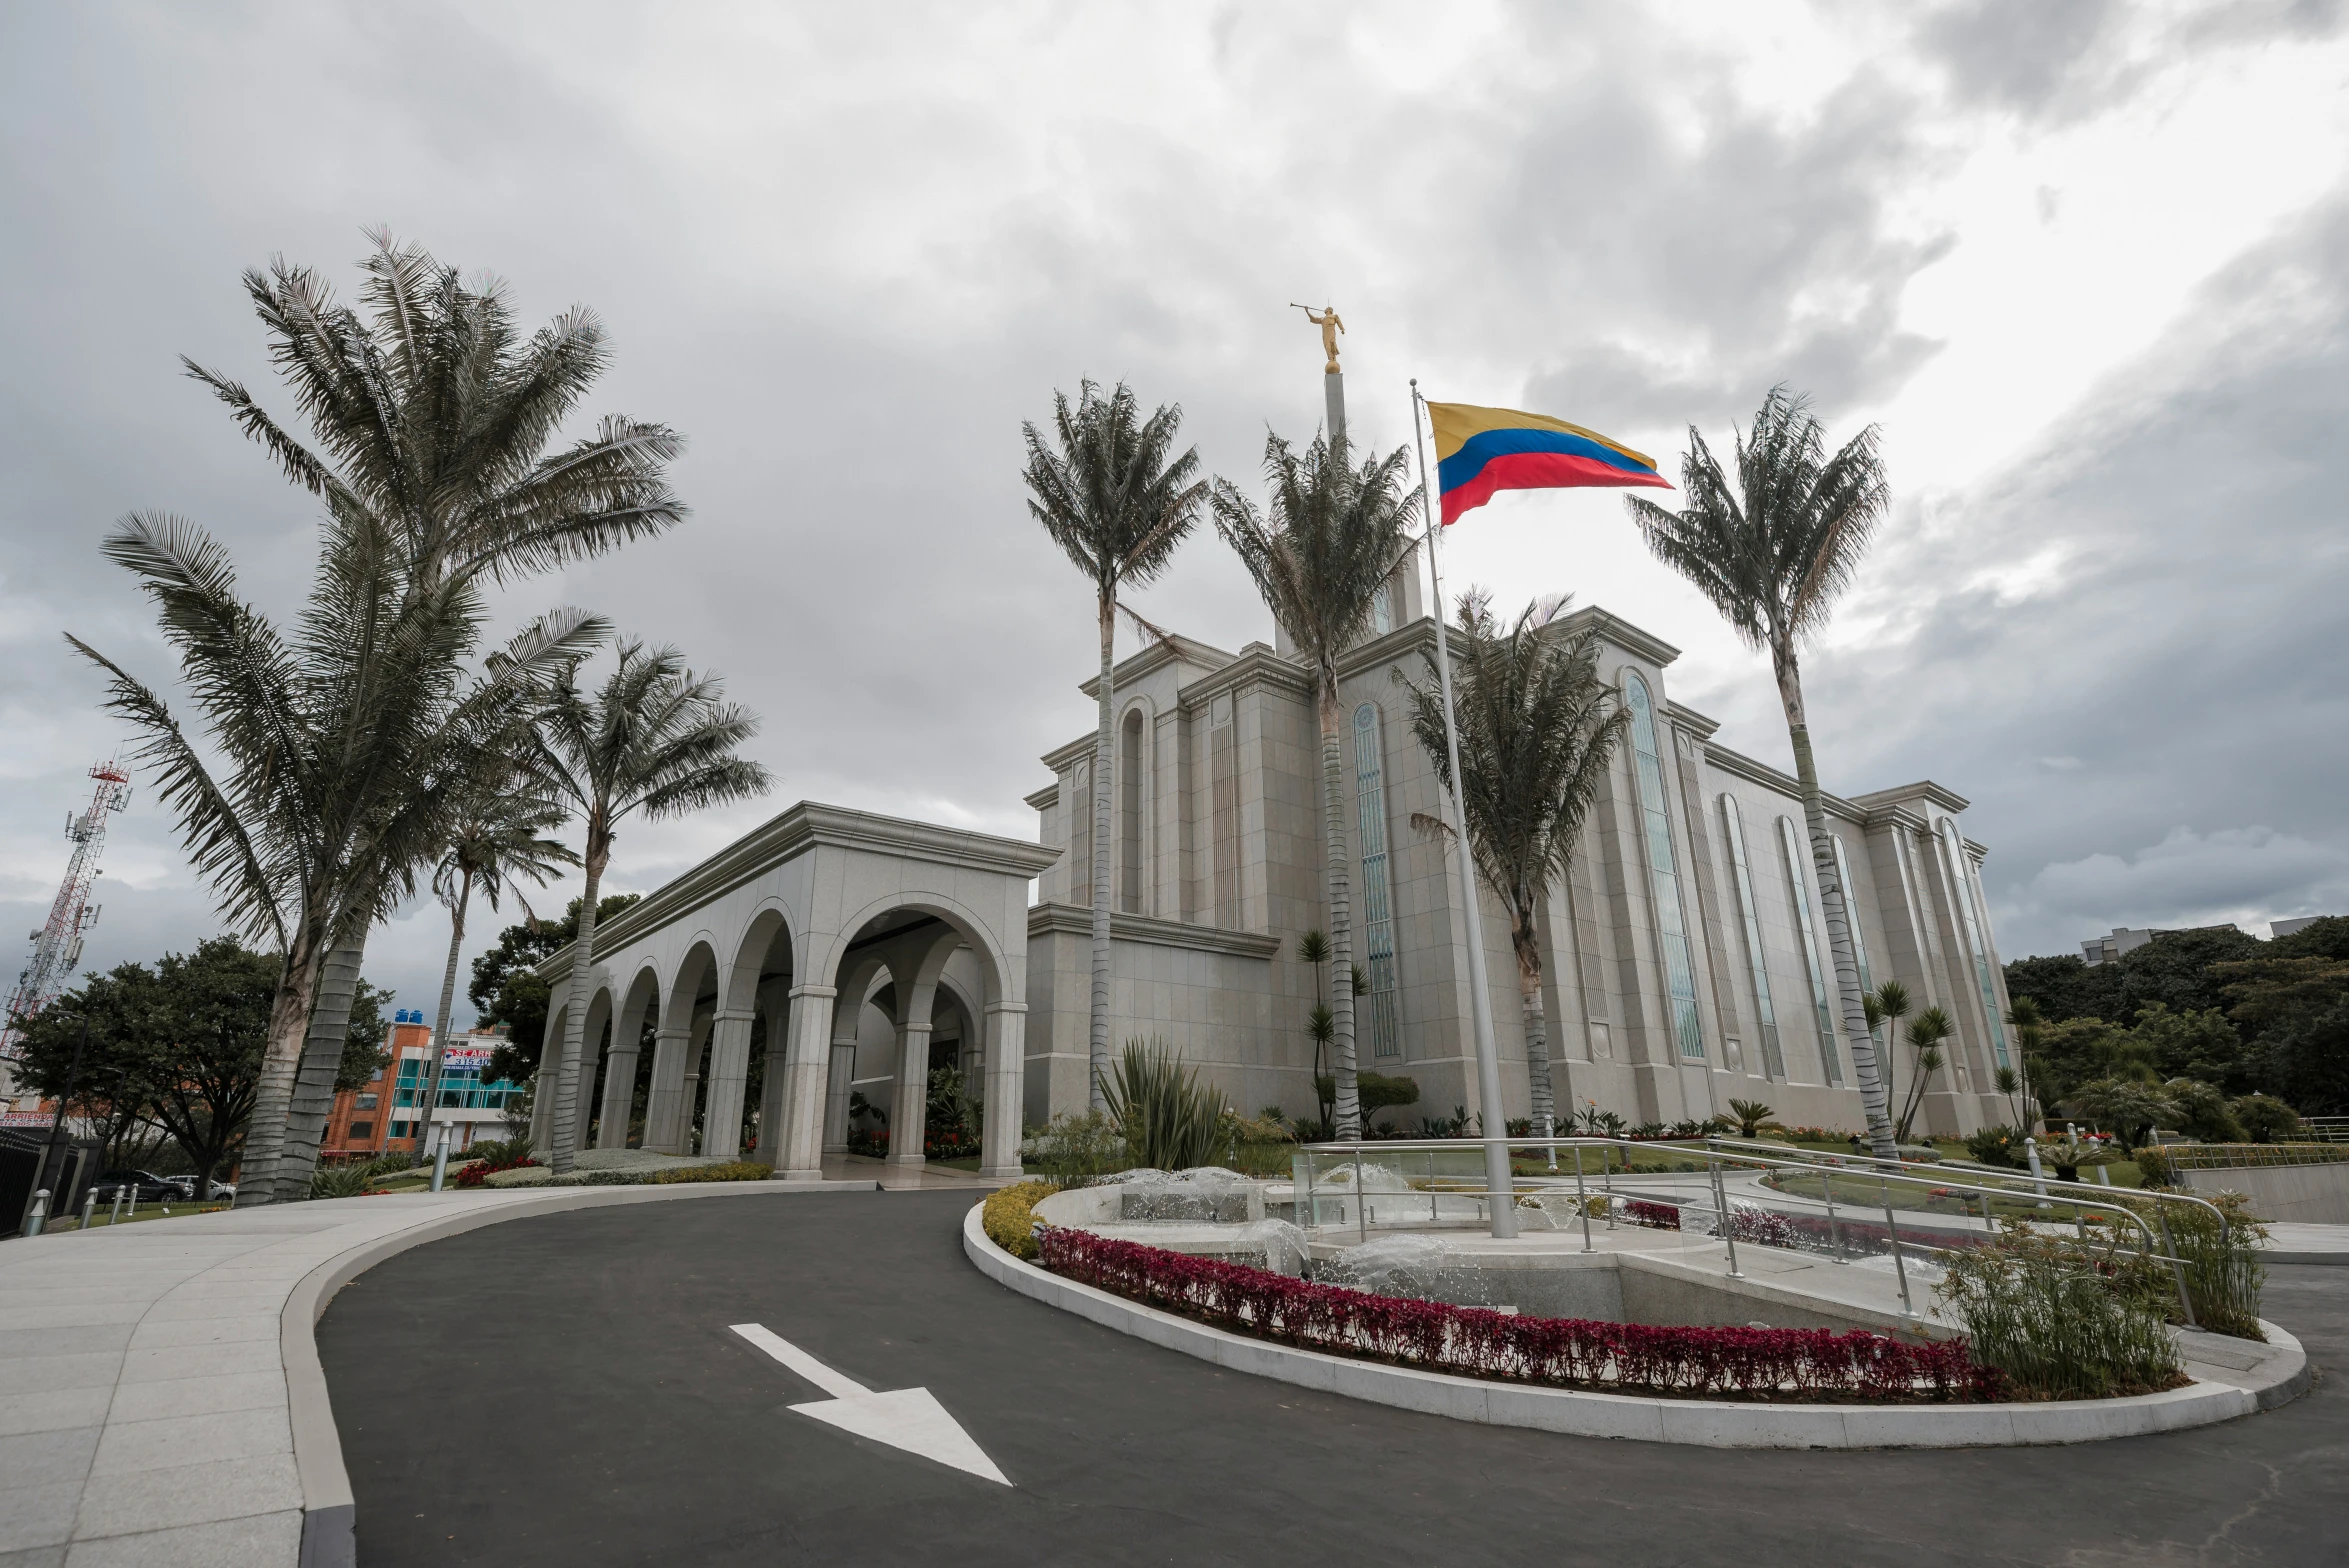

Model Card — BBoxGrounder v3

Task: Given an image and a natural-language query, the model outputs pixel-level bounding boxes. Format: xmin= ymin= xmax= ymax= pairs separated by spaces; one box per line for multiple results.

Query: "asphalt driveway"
xmin=317 ymin=1189 xmax=2345 ymax=1567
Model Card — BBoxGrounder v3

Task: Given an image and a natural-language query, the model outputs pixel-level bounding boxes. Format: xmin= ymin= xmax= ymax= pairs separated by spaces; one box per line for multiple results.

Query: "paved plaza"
xmin=314 ymin=1190 xmax=2348 ymax=1568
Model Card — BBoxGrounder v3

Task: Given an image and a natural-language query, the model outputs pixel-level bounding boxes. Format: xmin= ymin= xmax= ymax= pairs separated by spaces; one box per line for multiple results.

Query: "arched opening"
xmin=596 ymin=968 xmax=662 ymax=1149
xmin=646 ymin=942 xmax=720 ymax=1155
xmin=724 ymin=908 xmax=794 ymax=1164
xmin=812 ymin=899 xmax=1014 ymax=1174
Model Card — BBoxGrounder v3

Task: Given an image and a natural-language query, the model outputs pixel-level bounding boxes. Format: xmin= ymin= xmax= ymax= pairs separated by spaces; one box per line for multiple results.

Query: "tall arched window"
xmin=1830 ymin=834 xmax=1883 ymax=1062
xmin=1777 ymin=815 xmax=1844 ymax=1086
xmin=1118 ymin=708 xmax=1144 ymax=914
xmin=1718 ymin=795 xmax=1785 ymax=1080
xmin=1068 ymin=758 xmax=1091 ymax=905
xmin=1624 ymin=674 xmax=1704 ymax=1059
xmin=1939 ymin=817 xmax=2011 ymax=1069
xmin=1353 ymin=703 xmax=1402 ymax=1059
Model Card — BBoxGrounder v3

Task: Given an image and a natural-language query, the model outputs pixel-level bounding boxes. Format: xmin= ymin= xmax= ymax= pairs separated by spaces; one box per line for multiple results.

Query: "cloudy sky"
xmin=3 ymin=1 xmax=2344 ymax=1025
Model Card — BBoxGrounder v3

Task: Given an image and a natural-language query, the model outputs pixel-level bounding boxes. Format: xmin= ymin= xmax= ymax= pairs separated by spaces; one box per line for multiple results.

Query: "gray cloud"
xmin=1806 ymin=190 xmax=2349 ymax=954
xmin=1 ymin=1 xmax=2340 ymax=1018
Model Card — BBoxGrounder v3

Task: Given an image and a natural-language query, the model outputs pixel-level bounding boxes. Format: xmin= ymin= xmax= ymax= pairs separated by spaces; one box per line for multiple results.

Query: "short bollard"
xmin=78 ymin=1188 xmax=100 ymax=1230
xmin=24 ymin=1189 xmax=50 ymax=1237
xmin=429 ymin=1126 xmax=452 ymax=1193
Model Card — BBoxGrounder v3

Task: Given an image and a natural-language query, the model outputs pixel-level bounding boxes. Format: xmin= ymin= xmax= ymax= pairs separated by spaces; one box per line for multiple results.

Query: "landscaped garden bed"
xmin=1036 ymin=1224 xmax=2001 ymax=1404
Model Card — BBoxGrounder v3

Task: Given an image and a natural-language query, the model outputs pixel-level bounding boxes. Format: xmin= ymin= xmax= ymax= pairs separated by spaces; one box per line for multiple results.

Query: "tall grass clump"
xmin=1935 ymin=1221 xmax=2183 ymax=1399
xmin=1100 ymin=1038 xmax=1226 ymax=1171
xmin=2143 ymin=1190 xmax=2266 ymax=1339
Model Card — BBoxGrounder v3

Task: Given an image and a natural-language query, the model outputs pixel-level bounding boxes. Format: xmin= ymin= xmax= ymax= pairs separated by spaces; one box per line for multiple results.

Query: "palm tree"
xmin=1626 ymin=386 xmax=1897 ymax=1158
xmin=532 ymin=640 xmax=772 ymax=1171
xmin=71 ymin=510 xmax=602 ymax=1206
xmin=1400 ymin=592 xmax=1629 ymax=1138
xmin=1867 ymin=980 xmax=1910 ymax=1117
xmin=2005 ymin=996 xmax=2048 ymax=1130
xmin=413 ymin=779 xmax=578 ymax=1163
xmin=121 ymin=232 xmax=684 ymax=1201
xmin=1212 ymin=431 xmax=1421 ymax=1137
xmin=1893 ymin=1006 xmax=1955 ymax=1142
xmin=1021 ymin=382 xmax=1206 ymax=1108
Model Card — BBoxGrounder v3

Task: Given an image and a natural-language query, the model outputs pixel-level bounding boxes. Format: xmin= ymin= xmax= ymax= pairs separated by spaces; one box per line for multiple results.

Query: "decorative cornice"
xmin=1700 ymin=743 xmax=1869 ymax=826
xmin=1023 ymin=783 xmax=1059 ymax=811
xmin=1665 ymin=700 xmax=1720 ymax=741
xmin=535 ymin=801 xmax=1060 ymax=984
xmin=1862 ymin=804 xmax=1931 ymax=834
xmin=1850 ymin=780 xmax=1972 ymax=816
xmin=1077 ymin=632 xmax=1238 ymax=701
xmin=1558 ymin=604 xmax=1682 ymax=669
xmin=1176 ymin=642 xmax=1315 ymax=709
xmin=1027 ymin=902 xmax=1282 ymax=960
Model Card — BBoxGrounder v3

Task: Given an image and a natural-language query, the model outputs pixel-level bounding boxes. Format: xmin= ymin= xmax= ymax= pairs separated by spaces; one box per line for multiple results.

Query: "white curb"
xmin=961 ymin=1205 xmax=2305 ymax=1449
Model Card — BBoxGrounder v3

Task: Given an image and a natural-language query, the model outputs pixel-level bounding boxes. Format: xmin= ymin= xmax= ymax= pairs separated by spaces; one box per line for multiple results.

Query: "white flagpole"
xmin=1409 ymin=381 xmax=1517 ymax=1240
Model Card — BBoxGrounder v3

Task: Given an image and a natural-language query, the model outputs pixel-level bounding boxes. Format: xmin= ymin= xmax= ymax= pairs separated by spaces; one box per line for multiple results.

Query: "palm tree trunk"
xmin=232 ymin=935 xmax=329 ymax=1208
xmin=1319 ymin=682 xmax=1361 ymax=1138
xmin=417 ymin=872 xmax=473 ymax=1168
xmin=547 ymin=856 xmax=604 ymax=1172
xmin=1773 ymin=645 xmax=1896 ymax=1159
xmin=1512 ymin=922 xmax=1554 ymax=1132
xmin=271 ymin=935 xmax=369 ymax=1203
xmin=1088 ymin=591 xmax=1115 ymax=1111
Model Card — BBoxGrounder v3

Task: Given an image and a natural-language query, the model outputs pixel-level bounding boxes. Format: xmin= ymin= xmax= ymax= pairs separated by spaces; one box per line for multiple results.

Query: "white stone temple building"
xmin=1022 ymin=567 xmax=2019 ymax=1139
xmin=534 ymin=562 xmax=2018 ymax=1177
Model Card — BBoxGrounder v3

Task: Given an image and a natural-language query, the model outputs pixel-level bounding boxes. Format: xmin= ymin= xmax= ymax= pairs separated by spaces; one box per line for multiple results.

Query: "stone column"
xmin=980 ymin=1000 xmax=1027 ymax=1180
xmin=888 ymin=1020 xmax=931 ymax=1168
xmin=776 ymin=985 xmax=837 ymax=1180
xmin=823 ymin=1035 xmax=857 ymax=1154
xmin=595 ymin=1033 xmax=640 ymax=1151
xmin=677 ymin=1009 xmax=712 ymax=1154
xmin=753 ymin=979 xmax=792 ymax=1164
xmin=700 ymin=1008 xmax=757 ymax=1161
xmin=641 ymin=1025 xmax=692 ymax=1154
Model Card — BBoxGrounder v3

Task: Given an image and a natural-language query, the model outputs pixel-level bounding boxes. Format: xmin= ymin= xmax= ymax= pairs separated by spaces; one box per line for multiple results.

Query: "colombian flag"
xmin=1428 ymin=402 xmax=1670 ymax=525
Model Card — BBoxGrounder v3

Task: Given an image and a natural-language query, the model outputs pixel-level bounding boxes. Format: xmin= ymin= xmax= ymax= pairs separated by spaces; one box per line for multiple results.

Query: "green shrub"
xmin=1032 ymin=1109 xmax=1130 ymax=1186
xmin=982 ymin=1179 xmax=1056 ymax=1260
xmin=2230 ymin=1094 xmax=2302 ymax=1143
xmin=651 ymin=1161 xmax=772 ymax=1184
xmin=458 ymin=1135 xmax=535 ymax=1169
xmin=1100 ymin=1039 xmax=1225 ymax=1171
xmin=1219 ymin=1111 xmax=1298 ymax=1178
xmin=1935 ymin=1220 xmax=2184 ymax=1399
xmin=1964 ymin=1125 xmax=2022 ymax=1167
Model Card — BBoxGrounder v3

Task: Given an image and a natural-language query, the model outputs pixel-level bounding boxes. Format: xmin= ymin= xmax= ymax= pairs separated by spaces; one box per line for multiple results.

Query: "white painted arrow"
xmin=729 ymin=1323 xmax=1010 ymax=1486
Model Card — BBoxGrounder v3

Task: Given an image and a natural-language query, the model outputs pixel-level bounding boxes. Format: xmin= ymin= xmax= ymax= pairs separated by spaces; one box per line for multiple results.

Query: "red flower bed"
xmin=454 ymin=1153 xmax=540 ymax=1188
xmin=1623 ymin=1198 xmax=1682 ymax=1230
xmin=1037 ymin=1227 xmax=2001 ymax=1403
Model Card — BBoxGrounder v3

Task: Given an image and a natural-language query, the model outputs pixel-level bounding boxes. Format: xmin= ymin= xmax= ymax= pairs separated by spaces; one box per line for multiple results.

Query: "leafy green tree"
xmin=468 ymin=892 xmax=642 ymax=1084
xmin=1212 ymin=431 xmax=1420 ymax=1137
xmin=2161 ymin=1078 xmax=2244 ymax=1142
xmin=2229 ymin=1093 xmax=2303 ymax=1142
xmin=77 ymin=234 xmax=681 ymax=1203
xmin=1399 ymin=591 xmax=1628 ymax=1135
xmin=338 ymin=979 xmax=396 ymax=1092
xmin=2115 ymin=926 xmax=2263 ymax=1019
xmin=1627 ymin=387 xmax=1897 ymax=1157
xmin=14 ymin=940 xmax=278 ymax=1197
xmin=532 ymin=640 xmax=771 ymax=1170
xmin=2002 ymin=952 xmax=2123 ymax=1025
xmin=1022 ymin=382 xmax=1206 ymax=1109
xmin=2127 ymin=1003 xmax=2249 ymax=1091
xmin=2060 ymin=1077 xmax=2177 ymax=1151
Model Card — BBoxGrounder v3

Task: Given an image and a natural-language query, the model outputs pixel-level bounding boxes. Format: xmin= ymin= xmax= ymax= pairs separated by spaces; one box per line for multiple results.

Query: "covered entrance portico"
xmin=532 ymin=803 xmax=1056 ymax=1180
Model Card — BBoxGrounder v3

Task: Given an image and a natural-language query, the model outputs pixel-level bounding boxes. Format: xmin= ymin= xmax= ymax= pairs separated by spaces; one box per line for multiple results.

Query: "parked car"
xmin=89 ymin=1170 xmax=182 ymax=1203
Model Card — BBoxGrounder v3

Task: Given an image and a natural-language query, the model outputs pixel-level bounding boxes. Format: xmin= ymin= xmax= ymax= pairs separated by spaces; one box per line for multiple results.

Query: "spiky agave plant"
xmin=1100 ymin=1038 xmax=1226 ymax=1172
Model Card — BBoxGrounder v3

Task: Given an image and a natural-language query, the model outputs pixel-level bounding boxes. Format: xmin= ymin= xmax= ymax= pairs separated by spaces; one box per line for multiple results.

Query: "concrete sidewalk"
xmin=0 ymin=1177 xmax=874 ymax=1568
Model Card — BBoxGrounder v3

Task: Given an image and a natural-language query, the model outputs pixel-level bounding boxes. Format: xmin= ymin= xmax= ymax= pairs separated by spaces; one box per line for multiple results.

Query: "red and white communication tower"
xmin=1 ymin=760 xmax=133 ymax=1060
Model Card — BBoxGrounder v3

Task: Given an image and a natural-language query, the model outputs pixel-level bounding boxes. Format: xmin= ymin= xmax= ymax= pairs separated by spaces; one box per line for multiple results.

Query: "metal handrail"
xmin=1294 ymin=1135 xmax=2221 ymax=1325
xmin=2152 ymin=1140 xmax=2349 ymax=1169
